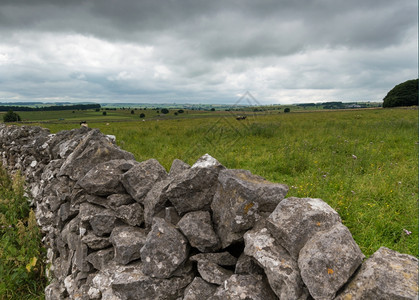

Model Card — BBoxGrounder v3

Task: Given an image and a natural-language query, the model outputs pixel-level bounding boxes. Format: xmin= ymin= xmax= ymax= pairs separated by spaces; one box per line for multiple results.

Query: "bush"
xmin=3 ymin=110 xmax=21 ymax=122
xmin=284 ymin=108 xmax=291 ymax=113
xmin=177 ymin=109 xmax=184 ymax=114
xmin=131 ymin=110 xmax=134 ymax=114
xmin=383 ymin=79 xmax=418 ymax=108
xmin=161 ymin=108 xmax=169 ymax=114
xmin=139 ymin=113 xmax=145 ymax=118
xmin=102 ymin=111 xmax=107 ymax=116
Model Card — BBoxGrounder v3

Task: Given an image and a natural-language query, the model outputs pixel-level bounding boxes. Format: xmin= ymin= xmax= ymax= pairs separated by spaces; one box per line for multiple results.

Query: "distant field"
xmin=3 ymin=107 xmax=418 ymax=257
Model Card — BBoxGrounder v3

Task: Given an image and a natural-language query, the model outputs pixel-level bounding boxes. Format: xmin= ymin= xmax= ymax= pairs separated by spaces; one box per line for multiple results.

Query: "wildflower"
xmin=403 ymin=229 xmax=412 ymax=235
xmin=351 ymin=154 xmax=357 ymax=159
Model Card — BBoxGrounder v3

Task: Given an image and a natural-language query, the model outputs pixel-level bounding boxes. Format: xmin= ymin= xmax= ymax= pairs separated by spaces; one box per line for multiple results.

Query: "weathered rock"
xmin=166 ymin=154 xmax=224 ymax=214
xmin=235 ymin=253 xmax=264 ymax=275
xmin=110 ymin=226 xmax=147 ymax=265
xmin=77 ymin=159 xmax=137 ymax=196
xmin=197 ymin=260 xmax=234 ymax=285
xmin=169 ymin=158 xmax=190 ymax=177
xmin=79 ymin=202 xmax=116 ymax=236
xmin=115 ymin=202 xmax=144 ymax=226
xmin=244 ymin=225 xmax=306 ymax=299
xmin=140 ymin=218 xmax=189 ymax=278
xmin=336 ymin=247 xmax=418 ymax=300
xmin=267 ymin=197 xmax=341 ymax=258
xmin=298 ymin=223 xmax=364 ymax=299
xmin=107 ymin=193 xmax=135 ymax=208
xmin=81 ymin=233 xmax=112 ymax=250
xmin=58 ymin=129 xmax=135 ymax=181
xmin=121 ymin=158 xmax=168 ymax=203
xmin=177 ymin=211 xmax=220 ymax=252
xmin=190 ymin=252 xmax=238 ymax=266
xmin=212 ymin=168 xmax=288 ymax=248
xmin=87 ymin=247 xmax=115 ymax=271
xmin=143 ymin=179 xmax=171 ymax=227
xmin=212 ymin=274 xmax=278 ymax=300
xmin=183 ymin=277 xmax=218 ymax=300
xmin=165 ymin=207 xmax=180 ymax=225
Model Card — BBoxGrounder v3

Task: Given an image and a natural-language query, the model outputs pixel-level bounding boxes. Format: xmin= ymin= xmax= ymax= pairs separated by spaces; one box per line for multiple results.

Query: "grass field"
xmin=1 ymin=107 xmax=418 ymax=259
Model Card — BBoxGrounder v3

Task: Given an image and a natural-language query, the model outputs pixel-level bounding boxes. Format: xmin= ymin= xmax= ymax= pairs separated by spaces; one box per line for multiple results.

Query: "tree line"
xmin=0 ymin=104 xmax=101 ymax=112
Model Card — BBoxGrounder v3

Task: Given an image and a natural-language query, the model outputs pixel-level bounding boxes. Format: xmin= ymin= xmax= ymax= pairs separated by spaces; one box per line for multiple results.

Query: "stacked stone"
xmin=0 ymin=124 xmax=417 ymax=300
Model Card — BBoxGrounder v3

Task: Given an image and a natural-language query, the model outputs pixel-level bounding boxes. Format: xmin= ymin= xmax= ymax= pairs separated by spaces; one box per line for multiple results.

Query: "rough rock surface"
xmin=183 ymin=277 xmax=217 ymax=300
xmin=177 ymin=211 xmax=220 ymax=252
xmin=140 ymin=217 xmax=189 ymax=278
xmin=267 ymin=197 xmax=341 ymax=258
xmin=212 ymin=168 xmax=288 ymax=248
xmin=336 ymin=247 xmax=418 ymax=300
xmin=110 ymin=226 xmax=147 ymax=265
xmin=298 ymin=223 xmax=365 ymax=300
xmin=196 ymin=260 xmax=233 ymax=285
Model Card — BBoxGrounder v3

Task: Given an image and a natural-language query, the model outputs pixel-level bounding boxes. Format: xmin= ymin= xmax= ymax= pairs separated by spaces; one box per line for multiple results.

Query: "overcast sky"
xmin=0 ymin=0 xmax=417 ymax=104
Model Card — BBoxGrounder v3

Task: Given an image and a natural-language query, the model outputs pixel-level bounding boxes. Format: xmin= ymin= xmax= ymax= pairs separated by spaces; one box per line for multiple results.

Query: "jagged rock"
xmin=169 ymin=158 xmax=190 ymax=177
xmin=140 ymin=217 xmax=189 ymax=278
xmin=177 ymin=211 xmax=220 ymax=252
xmin=107 ymin=193 xmax=135 ymax=208
xmin=81 ymin=233 xmax=112 ymax=250
xmin=190 ymin=252 xmax=238 ymax=266
xmin=336 ymin=247 xmax=418 ymax=300
xmin=212 ymin=274 xmax=278 ymax=300
xmin=244 ymin=225 xmax=306 ymax=299
xmin=212 ymin=169 xmax=288 ymax=248
xmin=79 ymin=202 xmax=116 ymax=236
xmin=115 ymin=202 xmax=144 ymax=226
xmin=76 ymin=159 xmax=137 ymax=196
xmin=58 ymin=129 xmax=135 ymax=181
xmin=110 ymin=226 xmax=147 ymax=265
xmin=91 ymin=261 xmax=193 ymax=300
xmin=143 ymin=179 xmax=171 ymax=227
xmin=267 ymin=197 xmax=341 ymax=258
xmin=45 ymin=279 xmax=66 ymax=300
xmin=166 ymin=154 xmax=224 ymax=215
xmin=121 ymin=158 xmax=168 ymax=203
xmin=235 ymin=253 xmax=264 ymax=275
xmin=298 ymin=223 xmax=364 ymax=299
xmin=183 ymin=277 xmax=218 ymax=300
xmin=197 ymin=260 xmax=234 ymax=285
xmin=165 ymin=207 xmax=180 ymax=225
xmin=87 ymin=248 xmax=115 ymax=271
xmin=73 ymin=239 xmax=92 ymax=273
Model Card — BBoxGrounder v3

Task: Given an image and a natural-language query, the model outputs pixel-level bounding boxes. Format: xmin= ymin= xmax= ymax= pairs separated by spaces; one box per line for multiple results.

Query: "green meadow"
xmin=0 ymin=107 xmax=417 ymax=298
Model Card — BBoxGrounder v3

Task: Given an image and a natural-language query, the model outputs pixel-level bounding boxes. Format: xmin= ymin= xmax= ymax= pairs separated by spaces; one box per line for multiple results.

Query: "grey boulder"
xmin=110 ymin=226 xmax=147 ymax=265
xmin=183 ymin=277 xmax=217 ymax=300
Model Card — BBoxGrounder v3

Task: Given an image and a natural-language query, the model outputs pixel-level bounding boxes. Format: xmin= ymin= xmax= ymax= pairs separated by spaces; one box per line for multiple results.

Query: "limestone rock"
xmin=107 ymin=193 xmax=135 ymax=209
xmin=197 ymin=260 xmax=233 ymax=285
xmin=244 ymin=225 xmax=305 ymax=299
xmin=177 ymin=211 xmax=220 ymax=252
xmin=115 ymin=202 xmax=144 ymax=227
xmin=190 ymin=252 xmax=238 ymax=266
xmin=165 ymin=207 xmax=180 ymax=225
xmin=81 ymin=233 xmax=112 ymax=250
xmin=298 ymin=223 xmax=365 ymax=300
xmin=235 ymin=253 xmax=264 ymax=275
xmin=169 ymin=158 xmax=190 ymax=177
xmin=336 ymin=247 xmax=418 ymax=300
xmin=143 ymin=179 xmax=171 ymax=227
xmin=87 ymin=248 xmax=115 ymax=271
xmin=110 ymin=226 xmax=147 ymax=265
xmin=183 ymin=277 xmax=217 ymax=300
xmin=77 ymin=159 xmax=137 ymax=196
xmin=58 ymin=129 xmax=135 ymax=181
xmin=212 ymin=168 xmax=288 ymax=248
xmin=267 ymin=197 xmax=341 ymax=258
xmin=79 ymin=202 xmax=116 ymax=236
xmin=121 ymin=158 xmax=168 ymax=203
xmin=140 ymin=217 xmax=189 ymax=278
xmin=166 ymin=154 xmax=224 ymax=214
xmin=212 ymin=274 xmax=278 ymax=300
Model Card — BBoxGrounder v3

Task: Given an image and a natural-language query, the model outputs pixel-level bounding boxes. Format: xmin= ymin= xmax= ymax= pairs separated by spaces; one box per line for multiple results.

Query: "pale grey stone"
xmin=87 ymin=248 xmax=114 ymax=271
xmin=267 ymin=197 xmax=341 ymax=258
xmin=183 ymin=277 xmax=217 ymax=300
xmin=190 ymin=252 xmax=238 ymax=266
xmin=177 ymin=211 xmax=220 ymax=252
xmin=197 ymin=260 xmax=233 ymax=285
xmin=169 ymin=158 xmax=190 ymax=177
xmin=336 ymin=247 xmax=418 ymax=300
xmin=110 ymin=226 xmax=147 ymax=265
xmin=81 ymin=233 xmax=112 ymax=250
xmin=115 ymin=202 xmax=144 ymax=226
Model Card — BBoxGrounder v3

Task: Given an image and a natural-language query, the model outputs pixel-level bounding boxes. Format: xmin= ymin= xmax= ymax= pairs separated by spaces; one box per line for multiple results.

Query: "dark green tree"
xmin=284 ymin=108 xmax=290 ymax=113
xmin=383 ymin=79 xmax=418 ymax=108
xmin=161 ymin=108 xmax=169 ymax=114
xmin=102 ymin=111 xmax=107 ymax=116
xmin=3 ymin=110 xmax=21 ymax=122
xmin=139 ymin=113 xmax=145 ymax=118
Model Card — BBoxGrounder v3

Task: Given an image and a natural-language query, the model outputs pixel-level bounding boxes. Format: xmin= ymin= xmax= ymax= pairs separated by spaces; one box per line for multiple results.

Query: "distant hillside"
xmin=383 ymin=79 xmax=418 ymax=108
xmin=0 ymin=103 xmax=101 ymax=111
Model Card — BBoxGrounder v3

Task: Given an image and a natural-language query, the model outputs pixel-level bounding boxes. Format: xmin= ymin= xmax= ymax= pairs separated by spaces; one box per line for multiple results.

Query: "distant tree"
xmin=102 ymin=111 xmax=107 ymax=116
xmin=383 ymin=79 xmax=418 ymax=108
xmin=156 ymin=110 xmax=160 ymax=114
xmin=95 ymin=108 xmax=100 ymax=112
xmin=284 ymin=108 xmax=290 ymax=113
xmin=174 ymin=112 xmax=178 ymax=116
xmin=140 ymin=113 xmax=145 ymax=118
xmin=161 ymin=108 xmax=169 ymax=114
xmin=177 ymin=109 xmax=184 ymax=113
xmin=210 ymin=108 xmax=215 ymax=111
xmin=131 ymin=110 xmax=135 ymax=114
xmin=3 ymin=110 xmax=21 ymax=122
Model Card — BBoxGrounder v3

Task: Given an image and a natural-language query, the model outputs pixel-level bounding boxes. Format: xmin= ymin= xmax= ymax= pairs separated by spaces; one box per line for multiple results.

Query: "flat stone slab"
xmin=336 ymin=247 xmax=418 ymax=300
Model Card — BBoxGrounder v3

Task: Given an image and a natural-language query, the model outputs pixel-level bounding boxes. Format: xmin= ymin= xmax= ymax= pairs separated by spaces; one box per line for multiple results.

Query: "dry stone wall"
xmin=0 ymin=123 xmax=417 ymax=300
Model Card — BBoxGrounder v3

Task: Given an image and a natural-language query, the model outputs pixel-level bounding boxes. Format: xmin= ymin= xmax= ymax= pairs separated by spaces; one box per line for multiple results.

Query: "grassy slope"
xmin=16 ymin=108 xmax=419 ymax=257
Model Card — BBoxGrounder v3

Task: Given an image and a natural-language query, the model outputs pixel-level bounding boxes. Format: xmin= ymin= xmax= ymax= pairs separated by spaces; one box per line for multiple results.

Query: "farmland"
xmin=1 ymin=107 xmax=418 ymax=258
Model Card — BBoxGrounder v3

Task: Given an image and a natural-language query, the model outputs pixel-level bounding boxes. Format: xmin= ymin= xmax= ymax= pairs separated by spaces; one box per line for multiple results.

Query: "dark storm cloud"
xmin=0 ymin=0 xmax=416 ymax=103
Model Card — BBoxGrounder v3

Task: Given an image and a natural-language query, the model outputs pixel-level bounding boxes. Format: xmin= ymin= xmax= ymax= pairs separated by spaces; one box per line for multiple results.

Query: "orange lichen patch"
xmin=316 ymin=222 xmax=321 ymax=226
xmin=327 ymin=268 xmax=334 ymax=275
xmin=244 ymin=202 xmax=254 ymax=214
xmin=157 ymin=232 xmax=162 ymax=237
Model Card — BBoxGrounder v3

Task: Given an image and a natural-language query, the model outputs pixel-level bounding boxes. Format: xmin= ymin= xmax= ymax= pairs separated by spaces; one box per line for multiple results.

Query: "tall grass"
xmin=0 ymin=167 xmax=46 ymax=299
xmin=38 ymin=108 xmax=418 ymax=257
